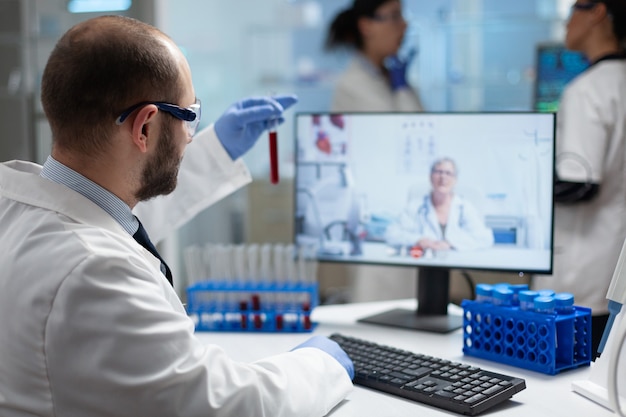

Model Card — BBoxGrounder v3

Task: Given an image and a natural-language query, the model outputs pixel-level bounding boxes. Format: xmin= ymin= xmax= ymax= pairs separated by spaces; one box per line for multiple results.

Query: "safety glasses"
xmin=115 ymin=98 xmax=202 ymax=137
xmin=371 ymin=10 xmax=406 ymax=25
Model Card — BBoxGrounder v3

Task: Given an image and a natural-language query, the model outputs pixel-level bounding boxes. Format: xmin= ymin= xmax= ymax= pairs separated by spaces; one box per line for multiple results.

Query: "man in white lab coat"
xmin=0 ymin=15 xmax=353 ymax=417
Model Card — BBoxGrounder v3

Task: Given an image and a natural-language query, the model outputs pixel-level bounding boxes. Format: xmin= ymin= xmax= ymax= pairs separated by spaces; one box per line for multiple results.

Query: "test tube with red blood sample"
xmin=269 ymin=122 xmax=279 ymax=184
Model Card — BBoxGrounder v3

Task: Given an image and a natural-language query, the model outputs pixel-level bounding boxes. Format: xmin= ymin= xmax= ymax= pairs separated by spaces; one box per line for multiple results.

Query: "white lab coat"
xmin=0 ymin=126 xmax=352 ymax=417
xmin=386 ymin=194 xmax=494 ymax=251
xmin=533 ymin=58 xmax=626 ymax=314
xmin=330 ymin=54 xmax=423 ymax=113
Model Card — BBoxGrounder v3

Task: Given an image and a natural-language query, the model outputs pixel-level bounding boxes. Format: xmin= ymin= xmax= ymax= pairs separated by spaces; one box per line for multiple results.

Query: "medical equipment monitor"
xmin=294 ymin=112 xmax=556 ymax=333
xmin=534 ymin=43 xmax=588 ymax=113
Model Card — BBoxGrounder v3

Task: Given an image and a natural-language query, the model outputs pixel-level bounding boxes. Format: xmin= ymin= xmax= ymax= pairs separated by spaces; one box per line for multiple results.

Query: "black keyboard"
xmin=330 ymin=333 xmax=526 ymax=416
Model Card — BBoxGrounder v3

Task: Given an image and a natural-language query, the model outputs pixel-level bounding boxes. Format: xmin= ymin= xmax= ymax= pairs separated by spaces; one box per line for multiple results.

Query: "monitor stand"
xmin=357 ymin=267 xmax=463 ymax=334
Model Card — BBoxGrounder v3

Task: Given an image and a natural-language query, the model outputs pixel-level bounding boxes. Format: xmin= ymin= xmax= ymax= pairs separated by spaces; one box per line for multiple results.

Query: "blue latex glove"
xmin=292 ymin=335 xmax=354 ymax=379
xmin=384 ymin=48 xmax=417 ymax=91
xmin=214 ymin=94 xmax=298 ymax=160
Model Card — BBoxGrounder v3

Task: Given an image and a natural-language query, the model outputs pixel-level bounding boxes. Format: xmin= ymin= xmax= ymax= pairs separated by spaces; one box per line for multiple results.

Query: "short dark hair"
xmin=325 ymin=0 xmax=399 ymax=51
xmin=41 ymin=15 xmax=183 ymax=156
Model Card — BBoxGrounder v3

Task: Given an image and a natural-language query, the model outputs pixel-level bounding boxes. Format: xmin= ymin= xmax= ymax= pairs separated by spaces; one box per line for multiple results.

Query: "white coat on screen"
xmin=385 ymin=194 xmax=494 ymax=251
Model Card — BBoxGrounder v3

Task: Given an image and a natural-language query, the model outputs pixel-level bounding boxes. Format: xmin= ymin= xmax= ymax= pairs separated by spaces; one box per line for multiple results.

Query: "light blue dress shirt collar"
xmin=40 ymin=155 xmax=139 ymax=235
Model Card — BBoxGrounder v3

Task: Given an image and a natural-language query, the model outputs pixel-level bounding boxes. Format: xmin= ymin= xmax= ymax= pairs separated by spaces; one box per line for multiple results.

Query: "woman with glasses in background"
xmin=533 ymin=0 xmax=626 ymax=359
xmin=325 ymin=0 xmax=423 ymax=112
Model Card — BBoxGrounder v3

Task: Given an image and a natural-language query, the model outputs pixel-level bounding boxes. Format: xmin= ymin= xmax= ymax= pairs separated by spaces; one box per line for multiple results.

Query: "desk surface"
xmin=195 ymin=299 xmax=613 ymax=417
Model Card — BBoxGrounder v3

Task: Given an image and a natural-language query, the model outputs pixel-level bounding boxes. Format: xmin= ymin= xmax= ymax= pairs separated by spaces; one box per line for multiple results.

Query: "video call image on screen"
xmin=295 ymin=112 xmax=556 ymax=275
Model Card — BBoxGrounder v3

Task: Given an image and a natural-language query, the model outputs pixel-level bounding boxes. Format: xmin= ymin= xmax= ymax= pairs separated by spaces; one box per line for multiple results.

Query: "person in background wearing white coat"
xmin=532 ymin=0 xmax=626 ymax=359
xmin=386 ymin=158 xmax=494 ymax=252
xmin=325 ymin=0 xmax=423 ymax=112
xmin=321 ymin=0 xmax=423 ymax=303
xmin=0 ymin=15 xmax=353 ymax=417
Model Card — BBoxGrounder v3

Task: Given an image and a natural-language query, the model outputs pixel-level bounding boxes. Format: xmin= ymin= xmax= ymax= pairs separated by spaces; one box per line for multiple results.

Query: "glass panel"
xmin=67 ymin=0 xmax=132 ymax=14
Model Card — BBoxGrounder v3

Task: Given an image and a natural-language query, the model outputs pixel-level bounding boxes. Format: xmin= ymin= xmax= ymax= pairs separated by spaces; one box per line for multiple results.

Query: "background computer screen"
xmin=534 ymin=43 xmax=589 ymax=113
xmin=294 ymin=112 xmax=556 ymax=332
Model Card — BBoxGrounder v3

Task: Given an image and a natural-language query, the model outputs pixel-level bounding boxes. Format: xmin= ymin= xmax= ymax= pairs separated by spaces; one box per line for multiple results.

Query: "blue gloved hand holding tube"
xmin=384 ymin=48 xmax=417 ymax=91
xmin=215 ymin=94 xmax=298 ymax=160
xmin=292 ymin=335 xmax=355 ymax=379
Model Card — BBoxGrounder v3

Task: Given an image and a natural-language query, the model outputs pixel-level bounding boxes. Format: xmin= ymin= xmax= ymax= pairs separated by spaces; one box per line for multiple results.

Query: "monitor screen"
xmin=534 ymin=43 xmax=589 ymax=113
xmin=294 ymin=112 xmax=556 ymax=332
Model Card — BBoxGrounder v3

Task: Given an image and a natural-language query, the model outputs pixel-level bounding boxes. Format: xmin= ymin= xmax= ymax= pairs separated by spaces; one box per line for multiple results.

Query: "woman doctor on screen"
xmin=325 ymin=0 xmax=423 ymax=112
xmin=386 ymin=158 xmax=494 ymax=252
xmin=532 ymin=0 xmax=626 ymax=358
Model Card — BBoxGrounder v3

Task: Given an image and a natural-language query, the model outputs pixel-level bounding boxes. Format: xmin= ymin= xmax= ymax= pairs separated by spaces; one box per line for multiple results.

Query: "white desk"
xmin=195 ymin=299 xmax=613 ymax=417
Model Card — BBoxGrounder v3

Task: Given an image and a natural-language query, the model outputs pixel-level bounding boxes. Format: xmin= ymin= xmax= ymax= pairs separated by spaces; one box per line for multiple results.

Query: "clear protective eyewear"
xmin=371 ymin=10 xmax=406 ymax=24
xmin=115 ymin=98 xmax=202 ymax=137
xmin=432 ymin=169 xmax=456 ymax=178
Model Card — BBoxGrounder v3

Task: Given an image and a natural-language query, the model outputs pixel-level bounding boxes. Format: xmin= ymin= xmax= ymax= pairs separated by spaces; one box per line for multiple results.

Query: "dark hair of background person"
xmin=41 ymin=15 xmax=182 ymax=157
xmin=593 ymin=0 xmax=626 ymax=44
xmin=325 ymin=0 xmax=398 ymax=51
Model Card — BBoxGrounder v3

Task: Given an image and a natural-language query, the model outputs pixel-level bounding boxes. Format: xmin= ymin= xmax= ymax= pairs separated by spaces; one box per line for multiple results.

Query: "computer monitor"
xmin=534 ymin=43 xmax=589 ymax=112
xmin=294 ymin=112 xmax=556 ymax=333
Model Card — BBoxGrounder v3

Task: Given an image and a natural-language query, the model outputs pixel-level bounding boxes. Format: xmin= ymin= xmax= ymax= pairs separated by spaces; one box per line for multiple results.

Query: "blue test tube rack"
xmin=461 ymin=298 xmax=592 ymax=375
xmin=186 ymin=280 xmax=319 ymax=332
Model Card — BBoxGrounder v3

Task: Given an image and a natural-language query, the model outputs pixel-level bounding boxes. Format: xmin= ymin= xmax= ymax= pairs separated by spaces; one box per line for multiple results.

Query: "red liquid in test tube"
xmin=254 ymin=314 xmax=263 ymax=329
xmin=269 ymin=128 xmax=279 ymax=184
xmin=251 ymin=294 xmax=261 ymax=311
